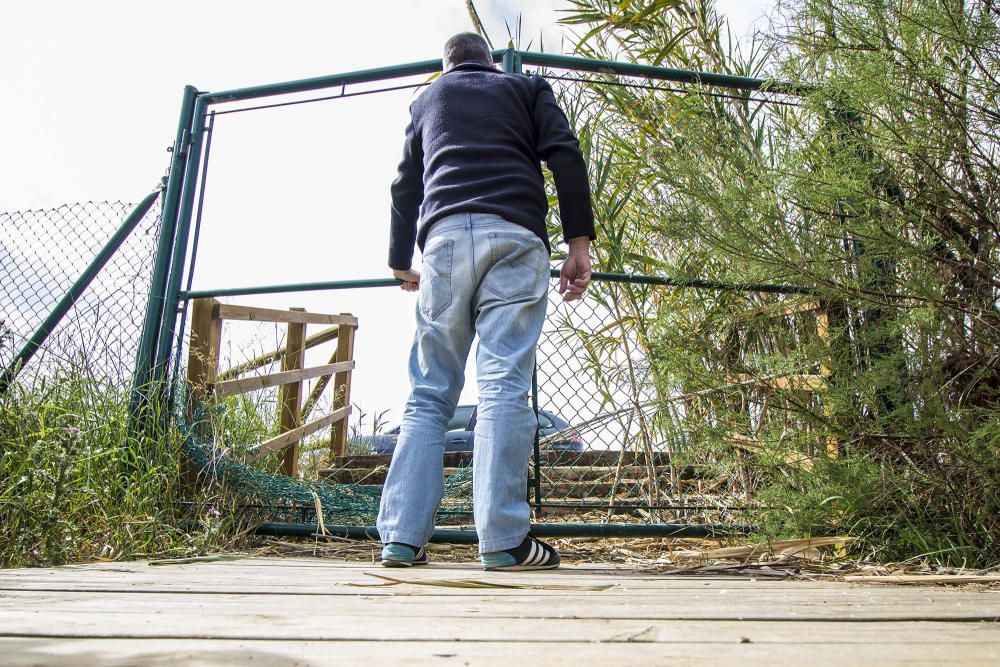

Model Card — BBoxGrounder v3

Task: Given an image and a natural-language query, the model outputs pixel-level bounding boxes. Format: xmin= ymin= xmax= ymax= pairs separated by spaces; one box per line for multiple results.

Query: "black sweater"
xmin=388 ymin=62 xmax=595 ymax=270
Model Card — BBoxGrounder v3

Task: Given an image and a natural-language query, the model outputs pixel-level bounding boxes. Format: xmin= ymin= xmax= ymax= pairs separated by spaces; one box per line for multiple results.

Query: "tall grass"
xmin=0 ymin=367 xmax=233 ymax=567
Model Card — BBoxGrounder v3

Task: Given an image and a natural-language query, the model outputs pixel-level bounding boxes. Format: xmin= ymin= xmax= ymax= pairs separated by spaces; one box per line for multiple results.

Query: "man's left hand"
xmin=393 ymin=268 xmax=420 ymax=292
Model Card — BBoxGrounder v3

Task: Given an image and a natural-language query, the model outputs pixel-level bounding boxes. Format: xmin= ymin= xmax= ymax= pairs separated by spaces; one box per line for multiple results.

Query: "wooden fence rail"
xmin=186 ymin=298 xmax=357 ymax=476
xmin=727 ymin=299 xmax=838 ymax=462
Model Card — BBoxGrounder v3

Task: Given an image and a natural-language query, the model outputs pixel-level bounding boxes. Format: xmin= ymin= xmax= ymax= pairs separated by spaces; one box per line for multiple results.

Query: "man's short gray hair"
xmin=443 ymin=32 xmax=493 ymax=71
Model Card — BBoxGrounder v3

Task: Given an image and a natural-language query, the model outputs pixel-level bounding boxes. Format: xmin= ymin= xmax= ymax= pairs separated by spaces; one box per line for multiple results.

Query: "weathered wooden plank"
xmin=727 ymin=373 xmax=828 ymax=391
xmin=845 ymin=574 xmax=1000 ymax=585
xmin=184 ymin=298 xmax=223 ymax=487
xmin=2 ymin=589 xmax=996 ymax=621
xmin=330 ymin=319 xmax=357 ymax=457
xmin=214 ymin=361 xmax=354 ymax=399
xmin=215 ymin=304 xmax=358 ymax=327
xmin=246 ymin=406 xmax=351 ymax=464
xmin=0 ymin=578 xmax=865 ymax=595
xmin=216 ymin=326 xmax=339 ymax=382
xmin=186 ymin=298 xmax=222 ymax=402
xmin=0 ymin=568 xmax=905 ymax=589
xmin=1 ymin=609 xmax=998 ymax=644
xmin=0 ymin=579 xmax=866 ymax=596
xmin=0 ymin=572 xmax=893 ymax=593
xmin=0 ymin=559 xmax=985 ymax=592
xmin=3 ymin=636 xmax=999 ymax=667
xmin=0 ymin=564 xmax=869 ymax=590
xmin=277 ymin=309 xmax=306 ymax=477
xmin=747 ymin=299 xmax=821 ymax=320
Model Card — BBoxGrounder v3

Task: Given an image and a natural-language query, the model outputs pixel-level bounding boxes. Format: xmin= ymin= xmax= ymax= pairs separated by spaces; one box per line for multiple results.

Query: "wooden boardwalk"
xmin=1 ymin=557 xmax=997 ymax=665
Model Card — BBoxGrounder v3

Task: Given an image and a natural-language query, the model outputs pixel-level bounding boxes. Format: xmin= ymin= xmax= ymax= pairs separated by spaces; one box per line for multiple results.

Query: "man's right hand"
xmin=559 ymin=236 xmax=592 ymax=302
xmin=393 ymin=268 xmax=420 ymax=292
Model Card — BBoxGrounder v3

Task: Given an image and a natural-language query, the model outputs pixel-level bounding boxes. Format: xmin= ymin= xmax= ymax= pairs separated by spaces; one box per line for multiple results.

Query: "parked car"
xmin=359 ymin=405 xmax=584 ymax=454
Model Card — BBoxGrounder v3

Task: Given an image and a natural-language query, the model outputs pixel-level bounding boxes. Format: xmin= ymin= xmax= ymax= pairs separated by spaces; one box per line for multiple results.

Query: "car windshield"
xmin=447 ymin=405 xmax=475 ymax=431
xmin=536 ymin=411 xmax=555 ymax=429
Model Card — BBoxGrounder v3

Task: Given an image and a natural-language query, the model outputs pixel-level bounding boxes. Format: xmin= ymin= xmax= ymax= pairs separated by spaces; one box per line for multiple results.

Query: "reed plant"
xmin=0 ymin=366 xmax=236 ymax=567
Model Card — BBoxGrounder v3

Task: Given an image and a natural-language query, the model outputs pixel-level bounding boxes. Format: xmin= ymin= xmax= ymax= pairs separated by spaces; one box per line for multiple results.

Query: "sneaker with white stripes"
xmin=481 ymin=535 xmax=560 ymax=571
xmin=380 ymin=543 xmax=428 ymax=567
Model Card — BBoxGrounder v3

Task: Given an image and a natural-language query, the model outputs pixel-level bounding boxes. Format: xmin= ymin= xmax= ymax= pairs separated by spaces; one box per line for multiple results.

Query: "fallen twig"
xmin=353 ymin=572 xmax=615 ymax=591
xmin=149 ymin=554 xmax=246 ymax=566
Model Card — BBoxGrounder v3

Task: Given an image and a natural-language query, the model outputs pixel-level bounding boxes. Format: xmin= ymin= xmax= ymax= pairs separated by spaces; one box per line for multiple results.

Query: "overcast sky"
xmin=4 ymin=0 xmax=775 ymax=432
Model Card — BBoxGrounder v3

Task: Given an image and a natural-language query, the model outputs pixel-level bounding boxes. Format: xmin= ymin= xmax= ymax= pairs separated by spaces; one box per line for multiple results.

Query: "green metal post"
xmin=178 ymin=278 xmax=402 ymax=300
xmin=549 ymin=270 xmax=814 ymax=296
xmin=500 ymin=47 xmax=543 ymax=513
xmin=132 ymin=85 xmax=198 ymax=413
xmin=202 ymin=59 xmax=446 ymax=105
xmin=0 ymin=189 xmax=161 ymax=393
xmin=175 ymin=271 xmax=812 ymax=301
xmin=501 ymin=48 xmax=522 ymax=74
xmin=252 ymin=522 xmax=745 ymax=542
xmin=517 ymin=50 xmax=804 ymax=94
xmin=167 ymin=110 xmax=217 ymax=407
xmin=153 ymin=96 xmax=209 ymax=392
xmin=530 ymin=364 xmax=543 ymax=511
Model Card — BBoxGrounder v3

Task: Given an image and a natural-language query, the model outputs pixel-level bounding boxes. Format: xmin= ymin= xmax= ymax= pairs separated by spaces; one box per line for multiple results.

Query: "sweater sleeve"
xmin=531 ymin=78 xmax=595 ymax=242
xmin=388 ymin=106 xmax=424 ymax=270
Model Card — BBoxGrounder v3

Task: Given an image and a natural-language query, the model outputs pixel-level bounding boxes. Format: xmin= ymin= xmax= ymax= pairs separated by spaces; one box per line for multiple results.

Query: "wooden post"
xmin=330 ymin=317 xmax=356 ymax=458
xmin=279 ymin=308 xmax=306 ymax=477
xmin=816 ymin=307 xmax=839 ymax=460
xmin=185 ymin=298 xmax=222 ymax=487
xmin=186 ymin=298 xmax=222 ymax=416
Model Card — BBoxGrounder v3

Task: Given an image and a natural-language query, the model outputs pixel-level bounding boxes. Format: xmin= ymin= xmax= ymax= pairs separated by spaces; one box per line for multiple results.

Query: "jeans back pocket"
xmin=419 ymin=239 xmax=454 ymax=320
xmin=484 ymin=232 xmax=547 ymax=302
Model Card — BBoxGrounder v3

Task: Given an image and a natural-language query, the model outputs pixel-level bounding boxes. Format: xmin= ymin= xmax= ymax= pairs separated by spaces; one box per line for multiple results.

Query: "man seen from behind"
xmin=376 ymin=32 xmax=594 ymax=570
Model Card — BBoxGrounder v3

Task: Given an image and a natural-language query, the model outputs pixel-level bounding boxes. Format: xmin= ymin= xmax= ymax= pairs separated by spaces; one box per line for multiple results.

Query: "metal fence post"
xmin=168 ymin=110 xmax=217 ymax=408
xmin=132 ymin=85 xmax=198 ymax=418
xmin=153 ymin=96 xmax=209 ymax=397
xmin=499 ymin=48 xmax=542 ymax=511
xmin=501 ymin=48 xmax=522 ymax=74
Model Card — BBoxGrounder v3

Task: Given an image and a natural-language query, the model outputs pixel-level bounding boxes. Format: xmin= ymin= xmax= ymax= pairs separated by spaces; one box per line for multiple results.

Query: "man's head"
xmin=443 ymin=32 xmax=493 ymax=71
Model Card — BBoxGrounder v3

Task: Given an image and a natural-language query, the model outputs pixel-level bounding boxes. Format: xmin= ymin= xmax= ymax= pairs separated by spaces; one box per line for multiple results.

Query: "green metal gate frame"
xmin=133 ymin=48 xmax=812 ymax=541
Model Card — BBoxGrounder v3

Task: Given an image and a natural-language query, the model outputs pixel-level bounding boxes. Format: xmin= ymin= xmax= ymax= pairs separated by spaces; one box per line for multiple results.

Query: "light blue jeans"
xmin=376 ymin=213 xmax=550 ymax=553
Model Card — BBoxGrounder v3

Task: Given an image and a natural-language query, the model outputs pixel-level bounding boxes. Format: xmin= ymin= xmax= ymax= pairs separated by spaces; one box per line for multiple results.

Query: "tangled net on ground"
xmin=177 ymin=401 xmax=473 ymax=526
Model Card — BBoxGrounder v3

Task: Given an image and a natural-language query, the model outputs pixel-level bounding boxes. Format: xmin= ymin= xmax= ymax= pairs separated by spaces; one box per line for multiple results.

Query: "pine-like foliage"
xmin=558 ymin=0 xmax=999 ymax=565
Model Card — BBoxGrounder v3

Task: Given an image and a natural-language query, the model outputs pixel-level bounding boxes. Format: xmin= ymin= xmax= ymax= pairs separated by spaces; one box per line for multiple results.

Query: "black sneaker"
xmin=380 ymin=543 xmax=428 ymax=567
xmin=481 ymin=535 xmax=560 ymax=571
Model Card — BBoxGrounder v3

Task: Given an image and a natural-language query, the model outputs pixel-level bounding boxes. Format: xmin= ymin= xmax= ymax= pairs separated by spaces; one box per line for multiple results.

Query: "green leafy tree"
xmin=557 ymin=0 xmax=999 ymax=564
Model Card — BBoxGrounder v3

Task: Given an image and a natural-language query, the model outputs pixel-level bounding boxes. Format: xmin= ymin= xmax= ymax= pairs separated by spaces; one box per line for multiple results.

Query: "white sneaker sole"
xmin=483 ymin=562 xmax=560 ymax=571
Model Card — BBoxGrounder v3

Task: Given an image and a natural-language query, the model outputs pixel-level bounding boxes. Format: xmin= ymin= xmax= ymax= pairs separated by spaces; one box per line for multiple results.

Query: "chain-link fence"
xmin=511 ymin=55 xmax=831 ymax=527
xmin=532 ymin=271 xmax=833 ymax=526
xmin=0 ymin=200 xmax=162 ymax=387
xmin=198 ymin=269 xmax=826 ymax=530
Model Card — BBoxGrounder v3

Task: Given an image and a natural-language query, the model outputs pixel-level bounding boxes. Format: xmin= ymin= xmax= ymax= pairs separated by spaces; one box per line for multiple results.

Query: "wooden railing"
xmin=727 ymin=299 xmax=838 ymax=462
xmin=186 ymin=298 xmax=357 ymax=476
